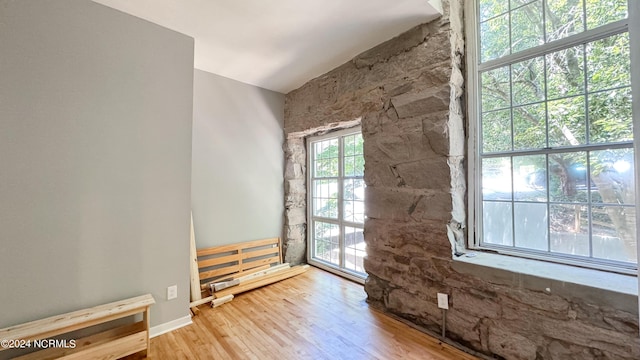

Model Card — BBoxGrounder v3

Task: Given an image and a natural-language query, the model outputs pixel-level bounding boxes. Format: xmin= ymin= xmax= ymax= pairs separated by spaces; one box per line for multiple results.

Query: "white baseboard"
xmin=150 ymin=315 xmax=192 ymax=338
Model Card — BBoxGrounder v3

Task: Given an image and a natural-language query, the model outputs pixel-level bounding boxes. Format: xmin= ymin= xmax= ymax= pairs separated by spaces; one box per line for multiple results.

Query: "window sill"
xmin=452 ymin=251 xmax=638 ymax=298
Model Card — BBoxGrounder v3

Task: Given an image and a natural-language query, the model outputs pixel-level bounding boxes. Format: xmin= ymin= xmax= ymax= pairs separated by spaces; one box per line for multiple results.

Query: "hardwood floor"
xmin=142 ymin=267 xmax=477 ymax=359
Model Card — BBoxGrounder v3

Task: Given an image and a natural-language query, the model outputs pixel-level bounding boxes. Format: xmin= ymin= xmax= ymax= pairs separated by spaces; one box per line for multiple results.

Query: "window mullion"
xmin=338 ymin=137 xmax=345 ymax=269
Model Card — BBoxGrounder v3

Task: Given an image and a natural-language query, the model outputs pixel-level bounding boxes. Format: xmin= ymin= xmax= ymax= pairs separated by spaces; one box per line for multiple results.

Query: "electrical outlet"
xmin=437 ymin=293 xmax=449 ymax=309
xmin=167 ymin=285 xmax=178 ymax=300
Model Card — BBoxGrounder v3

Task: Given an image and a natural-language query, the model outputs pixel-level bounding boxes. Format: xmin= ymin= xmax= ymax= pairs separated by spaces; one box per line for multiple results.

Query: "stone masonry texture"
xmin=283 ymin=1 xmax=639 ymax=358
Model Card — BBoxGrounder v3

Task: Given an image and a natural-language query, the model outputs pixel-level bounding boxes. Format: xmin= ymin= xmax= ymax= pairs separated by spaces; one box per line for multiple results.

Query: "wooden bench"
xmin=0 ymin=294 xmax=155 ymax=359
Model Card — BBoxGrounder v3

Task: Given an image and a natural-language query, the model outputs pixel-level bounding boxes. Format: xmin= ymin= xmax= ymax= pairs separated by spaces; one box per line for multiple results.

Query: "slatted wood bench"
xmin=0 ymin=294 xmax=155 ymax=359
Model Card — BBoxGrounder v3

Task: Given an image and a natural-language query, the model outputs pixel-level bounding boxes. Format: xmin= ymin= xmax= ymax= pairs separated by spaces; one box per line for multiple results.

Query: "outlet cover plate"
xmin=437 ymin=293 xmax=449 ymax=309
xmin=167 ymin=285 xmax=178 ymax=300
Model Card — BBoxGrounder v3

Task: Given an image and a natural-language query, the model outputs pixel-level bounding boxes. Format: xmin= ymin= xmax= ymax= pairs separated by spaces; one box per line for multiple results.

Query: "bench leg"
xmin=142 ymin=307 xmax=150 ymax=357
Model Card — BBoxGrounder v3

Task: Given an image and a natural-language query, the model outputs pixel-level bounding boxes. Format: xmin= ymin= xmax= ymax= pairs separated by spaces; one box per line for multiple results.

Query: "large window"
xmin=469 ymin=0 xmax=637 ymax=272
xmin=307 ymin=128 xmax=366 ymax=280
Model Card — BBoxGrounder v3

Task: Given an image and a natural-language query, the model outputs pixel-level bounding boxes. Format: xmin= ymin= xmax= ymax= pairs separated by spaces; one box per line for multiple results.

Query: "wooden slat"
xmin=198 ymin=253 xmax=241 ymax=269
xmin=61 ymin=330 xmax=147 ymax=360
xmin=0 ymin=295 xmax=155 ymax=342
xmin=190 ymin=296 xmax=215 ymax=308
xmin=242 ymin=247 xmax=279 ymax=260
xmin=228 ymin=264 xmax=291 ymax=286
xmin=212 ymin=295 xmax=234 ymax=308
xmin=199 ymin=266 xmax=238 ymax=281
xmin=201 ymin=264 xmax=271 ymax=289
xmin=14 ymin=322 xmax=145 ymax=360
xmin=189 ymin=212 xmax=202 ymax=303
xmin=240 ymin=255 xmax=280 ymax=271
xmin=197 ymin=237 xmax=279 ymax=257
xmin=214 ymin=265 xmax=310 ymax=298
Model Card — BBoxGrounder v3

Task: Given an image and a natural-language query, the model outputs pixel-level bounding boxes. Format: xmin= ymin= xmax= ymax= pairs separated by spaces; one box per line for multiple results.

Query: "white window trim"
xmin=306 ymin=126 xmax=366 ymax=284
xmin=464 ymin=0 xmax=639 ymax=277
xmin=629 ymin=1 xmax=640 ymax=319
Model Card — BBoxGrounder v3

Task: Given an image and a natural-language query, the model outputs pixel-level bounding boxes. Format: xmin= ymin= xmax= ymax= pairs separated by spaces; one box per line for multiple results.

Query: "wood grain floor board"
xmin=125 ymin=267 xmax=478 ymax=360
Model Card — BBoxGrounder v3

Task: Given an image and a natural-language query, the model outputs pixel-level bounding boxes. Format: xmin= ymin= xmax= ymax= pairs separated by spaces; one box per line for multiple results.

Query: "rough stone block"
xmin=540 ymin=317 xmax=640 ymax=358
xmin=391 ymin=88 xmax=450 ymax=119
xmin=286 ymin=223 xmax=305 ymax=242
xmin=354 ymin=23 xmax=431 ymax=69
xmin=364 ymin=275 xmax=387 ymax=302
xmin=502 ymin=288 xmax=570 ymax=314
xmin=283 ymin=238 xmax=306 ymax=265
xmin=487 ymin=324 xmax=538 ymax=360
xmin=285 ymin=206 xmax=306 ymax=226
xmin=422 ymin=111 xmax=450 ymax=155
xmin=451 ymin=288 xmax=501 ymax=319
xmin=445 ymin=310 xmax=482 ymax=347
xmin=391 ymin=156 xmax=451 ymax=190
xmin=284 ymin=178 xmax=306 ymax=195
xmin=363 ymin=160 xmax=402 ymax=188
xmin=387 ymin=288 xmax=438 ymax=319
xmin=285 ymin=192 xmax=305 ymax=208
xmin=365 ymin=187 xmax=452 ymax=222
xmin=284 ymin=161 xmax=303 ymax=180
xmin=385 ymin=83 xmax=414 ymax=98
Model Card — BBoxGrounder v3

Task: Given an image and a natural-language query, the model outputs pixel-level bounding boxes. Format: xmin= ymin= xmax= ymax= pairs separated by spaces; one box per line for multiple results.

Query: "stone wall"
xmin=283 ymin=1 xmax=640 ymax=359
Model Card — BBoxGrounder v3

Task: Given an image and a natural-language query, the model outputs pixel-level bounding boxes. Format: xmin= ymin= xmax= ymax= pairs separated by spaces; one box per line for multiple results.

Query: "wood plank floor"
xmin=141 ymin=267 xmax=477 ymax=360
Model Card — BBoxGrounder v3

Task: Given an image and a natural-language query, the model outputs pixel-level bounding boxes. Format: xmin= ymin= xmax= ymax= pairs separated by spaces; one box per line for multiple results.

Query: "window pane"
xmin=590 ymin=149 xmax=635 ymax=206
xmin=480 ymin=0 xmax=508 ymax=22
xmin=547 ymin=95 xmax=586 ymax=147
xmin=482 ymin=110 xmax=512 ymax=152
xmin=514 ymin=155 xmax=547 ymax=201
xmin=546 ymin=45 xmax=585 ymax=100
xmin=592 ymin=206 xmax=636 ymax=263
xmin=344 ymin=133 xmax=363 ymax=156
xmin=343 ymin=178 xmax=365 ymax=223
xmin=550 ymin=204 xmax=590 ymax=256
xmin=549 ymin=152 xmax=589 ymax=203
xmin=313 ymin=179 xmax=338 ymax=218
xmin=588 ymin=87 xmax=633 ymax=144
xmin=344 ymin=155 xmax=364 ymax=177
xmin=586 ymin=0 xmax=627 ymax=30
xmin=344 ymin=227 xmax=365 ymax=274
xmin=483 ymin=201 xmax=513 ymax=246
xmin=546 ymin=0 xmax=585 ymax=42
xmin=482 ymin=66 xmax=511 ymax=111
xmin=482 ymin=157 xmax=513 ymax=201
xmin=511 ymin=0 xmax=536 ymax=8
xmin=313 ymin=221 xmax=340 ymax=266
xmin=511 ymin=1 xmax=543 ymax=53
xmin=514 ymin=202 xmax=548 ymax=251
xmin=587 ymin=33 xmax=630 ymax=92
xmin=513 ymin=103 xmax=546 ymax=150
xmin=512 ymin=57 xmax=545 ymax=106
xmin=314 ymin=139 xmax=339 ymax=177
xmin=481 ymin=13 xmax=510 ymax=62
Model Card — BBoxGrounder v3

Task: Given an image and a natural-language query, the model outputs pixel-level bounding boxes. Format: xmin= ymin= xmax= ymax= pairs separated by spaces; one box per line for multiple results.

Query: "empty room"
xmin=1 ymin=0 xmax=639 ymax=359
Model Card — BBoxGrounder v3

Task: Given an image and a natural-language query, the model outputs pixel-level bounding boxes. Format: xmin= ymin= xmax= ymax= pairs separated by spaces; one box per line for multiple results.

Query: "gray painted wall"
xmin=0 ymin=0 xmax=194 ymax=330
xmin=192 ymin=69 xmax=284 ymax=249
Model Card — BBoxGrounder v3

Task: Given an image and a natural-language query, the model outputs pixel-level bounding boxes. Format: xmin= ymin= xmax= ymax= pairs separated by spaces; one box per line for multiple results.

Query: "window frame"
xmin=466 ymin=0 xmax=638 ymax=274
xmin=306 ymin=127 xmax=366 ymax=283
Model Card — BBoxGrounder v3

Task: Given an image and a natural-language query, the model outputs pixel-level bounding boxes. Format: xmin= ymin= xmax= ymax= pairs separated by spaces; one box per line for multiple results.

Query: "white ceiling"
xmin=92 ymin=0 xmax=443 ymax=94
